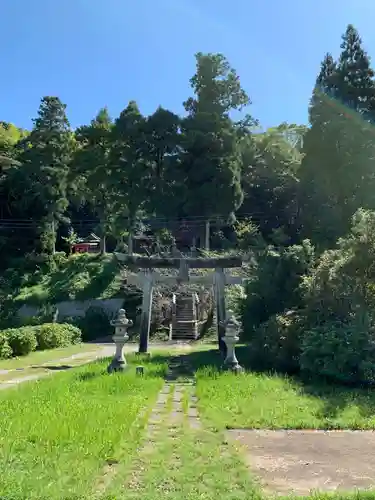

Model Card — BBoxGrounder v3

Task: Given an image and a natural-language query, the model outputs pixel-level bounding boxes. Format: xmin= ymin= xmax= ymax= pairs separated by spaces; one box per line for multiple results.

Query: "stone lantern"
xmin=107 ymin=309 xmax=133 ymax=373
xmin=220 ymin=310 xmax=243 ymax=373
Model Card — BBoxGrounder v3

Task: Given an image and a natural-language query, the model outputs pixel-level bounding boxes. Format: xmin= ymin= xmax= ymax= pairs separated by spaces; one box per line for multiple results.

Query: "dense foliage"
xmin=0 ymin=51 xmax=305 ymax=260
xmin=3 ymin=25 xmax=375 ymax=383
xmin=238 ymin=25 xmax=375 ymax=385
xmin=0 ymin=323 xmax=82 ymax=358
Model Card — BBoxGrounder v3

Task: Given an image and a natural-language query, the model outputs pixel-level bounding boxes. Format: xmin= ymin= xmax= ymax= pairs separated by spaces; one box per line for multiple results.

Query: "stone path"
xmin=142 ymin=354 xmax=202 ymax=441
xmin=98 ymin=354 xmax=202 ymax=496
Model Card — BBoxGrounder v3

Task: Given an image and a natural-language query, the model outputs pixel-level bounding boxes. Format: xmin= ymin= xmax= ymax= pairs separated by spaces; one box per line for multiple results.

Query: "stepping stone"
xmin=156 ymin=394 xmax=169 ymax=404
xmin=188 ymin=417 xmax=202 ymax=430
xmin=188 ymin=408 xmax=199 ymax=418
xmin=146 ymin=424 xmax=159 ymax=434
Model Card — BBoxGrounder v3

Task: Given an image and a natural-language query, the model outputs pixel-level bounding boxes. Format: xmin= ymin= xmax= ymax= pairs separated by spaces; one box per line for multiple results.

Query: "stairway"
xmin=171 ymin=294 xmax=198 ymax=341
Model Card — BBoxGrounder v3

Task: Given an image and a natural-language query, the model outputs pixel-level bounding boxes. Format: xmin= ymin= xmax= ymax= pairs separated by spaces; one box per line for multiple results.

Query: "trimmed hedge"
xmin=7 ymin=327 xmax=38 ymax=356
xmin=35 ymin=323 xmax=81 ymax=350
xmin=0 ymin=323 xmax=82 ymax=359
xmin=0 ymin=332 xmax=12 ymax=359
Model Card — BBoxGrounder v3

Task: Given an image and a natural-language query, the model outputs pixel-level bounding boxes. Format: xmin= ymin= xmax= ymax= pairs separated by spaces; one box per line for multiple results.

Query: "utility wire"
xmin=0 ymin=213 xmax=275 ymax=227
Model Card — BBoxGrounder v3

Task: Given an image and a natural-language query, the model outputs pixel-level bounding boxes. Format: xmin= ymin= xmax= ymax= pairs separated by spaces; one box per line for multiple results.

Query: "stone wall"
xmin=18 ymin=298 xmax=124 ymax=321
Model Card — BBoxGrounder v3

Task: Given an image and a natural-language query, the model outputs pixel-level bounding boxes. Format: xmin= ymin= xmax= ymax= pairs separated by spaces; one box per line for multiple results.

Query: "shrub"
xmin=241 ymin=240 xmax=314 ymax=340
xmin=300 ymin=314 xmax=375 ymax=385
xmin=4 ymin=327 xmax=38 ymax=356
xmin=60 ymin=323 xmax=82 ymax=344
xmin=302 ymin=209 xmax=375 ymax=323
xmin=234 ymin=218 xmax=264 ymax=249
xmin=0 ymin=332 xmax=12 ymax=359
xmin=35 ymin=323 xmax=82 ymax=350
xmin=226 ymin=285 xmax=246 ymax=317
xmin=249 ymin=310 xmax=303 ymax=373
xmin=76 ymin=307 xmax=111 ymax=341
xmin=53 ymin=251 xmax=68 ymax=268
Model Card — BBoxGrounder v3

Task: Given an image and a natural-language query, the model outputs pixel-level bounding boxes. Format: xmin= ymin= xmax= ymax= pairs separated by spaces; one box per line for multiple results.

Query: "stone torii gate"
xmin=115 ymin=254 xmax=246 ymax=353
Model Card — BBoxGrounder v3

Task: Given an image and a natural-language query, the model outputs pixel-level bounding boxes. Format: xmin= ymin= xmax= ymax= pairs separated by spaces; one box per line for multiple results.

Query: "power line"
xmin=0 ymin=213 xmax=274 ymax=226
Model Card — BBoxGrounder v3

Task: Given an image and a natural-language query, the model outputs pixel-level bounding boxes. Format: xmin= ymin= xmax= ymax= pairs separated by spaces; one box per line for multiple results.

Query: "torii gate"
xmin=115 ymin=254 xmax=246 ymax=353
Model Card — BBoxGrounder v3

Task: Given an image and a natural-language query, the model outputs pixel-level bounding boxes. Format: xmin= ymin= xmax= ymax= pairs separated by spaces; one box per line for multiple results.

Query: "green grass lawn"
xmin=104 ymin=382 xmax=262 ymax=500
xmin=0 ymin=354 xmax=166 ymax=499
xmin=3 ymin=345 xmax=375 ymax=499
xmin=192 ymin=348 xmax=375 ymax=431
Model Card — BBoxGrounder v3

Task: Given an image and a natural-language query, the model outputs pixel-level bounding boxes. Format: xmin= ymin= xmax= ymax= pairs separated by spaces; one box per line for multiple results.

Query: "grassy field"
xmin=2 ymin=345 xmax=375 ymax=499
xmin=196 ymin=367 xmax=375 ymax=430
xmin=0 ymin=354 xmax=166 ymax=499
xmin=12 ymin=253 xmax=122 ymax=306
xmin=0 ymin=342 xmax=101 ymax=371
xmin=191 ymin=348 xmax=375 ymax=431
xmin=103 ymin=380 xmax=261 ymax=500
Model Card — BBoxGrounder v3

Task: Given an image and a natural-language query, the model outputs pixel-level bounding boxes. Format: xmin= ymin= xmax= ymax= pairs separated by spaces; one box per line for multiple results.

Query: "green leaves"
xmin=299 ymin=25 xmax=375 ymax=248
xmin=179 ymin=53 xmax=251 ymax=229
xmin=13 ymin=97 xmax=74 ymax=253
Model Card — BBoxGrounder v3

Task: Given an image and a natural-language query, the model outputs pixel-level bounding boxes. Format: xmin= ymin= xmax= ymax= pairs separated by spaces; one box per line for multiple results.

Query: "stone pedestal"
xmin=220 ymin=311 xmax=243 ymax=373
xmin=107 ymin=309 xmax=133 ymax=373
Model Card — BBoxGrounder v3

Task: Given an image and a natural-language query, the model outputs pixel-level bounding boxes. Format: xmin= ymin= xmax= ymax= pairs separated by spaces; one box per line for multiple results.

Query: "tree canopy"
xmin=2 ymin=25 xmax=375 ymax=260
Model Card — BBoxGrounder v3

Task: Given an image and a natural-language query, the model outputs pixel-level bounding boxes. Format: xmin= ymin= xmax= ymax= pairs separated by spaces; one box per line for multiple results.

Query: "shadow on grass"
xmin=145 ymin=345 xmax=375 ymax=425
xmin=38 ymin=365 xmax=73 ymax=371
xmin=143 ymin=345 xmax=247 ymax=378
xmin=300 ymin=382 xmax=375 ymax=423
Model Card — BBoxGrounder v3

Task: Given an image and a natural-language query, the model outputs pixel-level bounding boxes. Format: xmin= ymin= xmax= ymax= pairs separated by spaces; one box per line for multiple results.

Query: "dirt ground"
xmin=228 ymin=429 xmax=375 ymax=496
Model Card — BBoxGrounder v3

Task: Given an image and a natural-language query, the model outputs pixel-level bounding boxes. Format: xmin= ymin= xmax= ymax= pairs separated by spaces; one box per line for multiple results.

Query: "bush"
xmin=60 ymin=323 xmax=82 ymax=345
xmin=4 ymin=327 xmax=38 ymax=356
xmin=0 ymin=323 xmax=82 ymax=358
xmin=226 ymin=285 xmax=246 ymax=318
xmin=76 ymin=307 xmax=112 ymax=341
xmin=302 ymin=209 xmax=375 ymax=323
xmin=241 ymin=240 xmax=314 ymax=339
xmin=0 ymin=332 xmax=12 ymax=359
xmin=300 ymin=314 xmax=375 ymax=385
xmin=234 ymin=218 xmax=265 ymax=249
xmin=35 ymin=323 xmax=82 ymax=350
xmin=249 ymin=310 xmax=303 ymax=373
xmin=53 ymin=251 xmax=68 ymax=268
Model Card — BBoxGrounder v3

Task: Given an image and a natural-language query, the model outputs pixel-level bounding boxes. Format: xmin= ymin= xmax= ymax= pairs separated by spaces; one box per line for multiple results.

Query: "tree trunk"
xmin=51 ymin=220 xmax=56 ymax=255
xmin=127 ymin=231 xmax=133 ymax=256
xmin=204 ymin=220 xmax=210 ymax=250
xmin=100 ymin=234 xmax=106 ymax=254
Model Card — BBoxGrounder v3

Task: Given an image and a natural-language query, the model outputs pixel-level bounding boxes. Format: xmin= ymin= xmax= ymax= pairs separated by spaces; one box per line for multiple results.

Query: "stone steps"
xmin=171 ymin=296 xmax=198 ymax=340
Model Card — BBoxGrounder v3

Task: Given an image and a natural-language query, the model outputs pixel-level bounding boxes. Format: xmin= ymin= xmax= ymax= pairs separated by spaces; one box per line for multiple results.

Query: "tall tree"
xmin=335 ymin=24 xmax=375 ymax=115
xmin=299 ymin=27 xmax=375 ymax=248
xmin=73 ymin=107 xmax=113 ymax=253
xmin=16 ymin=97 xmax=73 ymax=253
xmin=239 ymin=125 xmax=303 ymax=243
xmin=180 ymin=52 xmax=250 ymax=248
xmin=298 ymin=54 xmax=339 ymax=246
xmin=143 ymin=107 xmax=181 ymax=219
xmin=111 ymin=101 xmax=149 ymax=254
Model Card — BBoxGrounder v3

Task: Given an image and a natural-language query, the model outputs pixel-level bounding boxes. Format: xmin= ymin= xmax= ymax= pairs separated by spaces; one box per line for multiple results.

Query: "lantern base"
xmin=223 ymin=360 xmax=244 ymax=374
xmin=107 ymin=358 xmax=127 ymax=373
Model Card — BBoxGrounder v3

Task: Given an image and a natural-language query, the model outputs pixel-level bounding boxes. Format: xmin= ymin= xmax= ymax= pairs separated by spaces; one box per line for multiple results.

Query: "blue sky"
xmin=2 ymin=0 xmax=375 ymax=130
